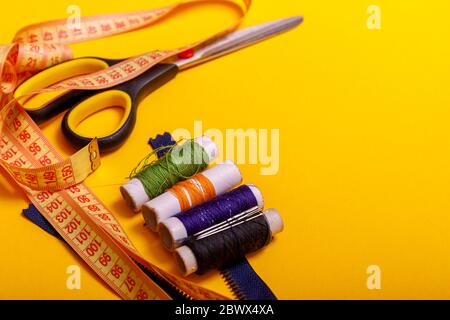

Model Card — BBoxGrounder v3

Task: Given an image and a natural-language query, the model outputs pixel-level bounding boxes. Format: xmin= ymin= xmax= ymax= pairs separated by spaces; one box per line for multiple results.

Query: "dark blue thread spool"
xmin=159 ymin=184 xmax=263 ymax=250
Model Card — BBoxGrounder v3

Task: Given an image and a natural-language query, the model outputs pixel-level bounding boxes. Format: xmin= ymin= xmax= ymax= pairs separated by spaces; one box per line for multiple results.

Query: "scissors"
xmin=14 ymin=16 xmax=303 ymax=152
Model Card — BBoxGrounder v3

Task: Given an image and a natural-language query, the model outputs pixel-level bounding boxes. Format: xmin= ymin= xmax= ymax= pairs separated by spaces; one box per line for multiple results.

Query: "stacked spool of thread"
xmin=157 ymin=182 xmax=283 ymax=276
xmin=158 ymin=184 xmax=264 ymax=250
xmin=175 ymin=208 xmax=284 ymax=275
xmin=142 ymin=160 xmax=243 ymax=230
xmin=120 ymin=136 xmax=218 ymax=212
xmin=120 ymin=135 xmax=284 ymax=277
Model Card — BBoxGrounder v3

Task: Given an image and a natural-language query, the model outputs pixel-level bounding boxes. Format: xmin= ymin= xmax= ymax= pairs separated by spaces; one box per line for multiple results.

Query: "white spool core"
xmin=159 ymin=217 xmax=187 ymax=251
xmin=142 ymin=193 xmax=180 ymax=229
xmin=264 ymin=208 xmax=284 ymax=235
xmin=175 ymin=245 xmax=198 ymax=276
xmin=120 ymin=178 xmax=149 ymax=212
xmin=142 ymin=160 xmax=242 ymax=231
xmin=247 ymin=184 xmax=264 ymax=208
xmin=120 ymin=135 xmax=218 ymax=212
xmin=159 ymin=184 xmax=265 ymax=250
xmin=202 ymin=160 xmax=242 ymax=193
xmin=194 ymin=135 xmax=218 ymax=164
xmin=174 ymin=208 xmax=284 ymax=276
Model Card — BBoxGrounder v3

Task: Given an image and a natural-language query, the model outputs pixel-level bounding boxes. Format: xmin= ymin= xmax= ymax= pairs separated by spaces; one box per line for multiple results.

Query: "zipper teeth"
xmin=135 ymin=260 xmax=193 ymax=300
xmin=220 ymin=269 xmax=245 ymax=300
xmin=155 ymin=271 xmax=193 ymax=300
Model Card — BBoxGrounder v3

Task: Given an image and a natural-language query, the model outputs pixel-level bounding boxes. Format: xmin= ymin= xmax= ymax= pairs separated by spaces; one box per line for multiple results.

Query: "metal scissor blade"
xmin=176 ymin=16 xmax=303 ymax=70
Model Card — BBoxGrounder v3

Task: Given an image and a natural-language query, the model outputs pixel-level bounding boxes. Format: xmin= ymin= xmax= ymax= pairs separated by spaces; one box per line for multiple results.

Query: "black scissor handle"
xmin=27 ymin=90 xmax=94 ymax=125
xmin=14 ymin=57 xmax=121 ymax=124
xmin=62 ymin=63 xmax=179 ymax=152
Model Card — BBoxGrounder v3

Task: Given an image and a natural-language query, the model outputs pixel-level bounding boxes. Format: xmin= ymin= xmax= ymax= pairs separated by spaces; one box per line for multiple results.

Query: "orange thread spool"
xmin=169 ymin=174 xmax=216 ymax=211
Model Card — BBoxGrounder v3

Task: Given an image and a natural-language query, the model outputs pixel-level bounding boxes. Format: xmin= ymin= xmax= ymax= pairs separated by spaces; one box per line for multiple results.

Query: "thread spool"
xmin=120 ymin=136 xmax=218 ymax=212
xmin=159 ymin=184 xmax=264 ymax=251
xmin=142 ymin=160 xmax=242 ymax=231
xmin=174 ymin=208 xmax=283 ymax=276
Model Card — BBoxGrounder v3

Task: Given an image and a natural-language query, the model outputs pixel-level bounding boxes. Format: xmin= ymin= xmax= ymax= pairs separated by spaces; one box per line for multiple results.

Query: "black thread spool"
xmin=174 ymin=208 xmax=283 ymax=276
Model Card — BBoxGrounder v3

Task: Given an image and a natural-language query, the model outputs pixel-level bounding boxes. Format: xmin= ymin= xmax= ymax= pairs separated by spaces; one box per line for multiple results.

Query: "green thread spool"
xmin=120 ymin=136 xmax=218 ymax=212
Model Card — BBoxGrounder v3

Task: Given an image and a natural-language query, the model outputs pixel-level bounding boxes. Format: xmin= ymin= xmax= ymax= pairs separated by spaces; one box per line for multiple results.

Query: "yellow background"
xmin=0 ymin=0 xmax=450 ymax=299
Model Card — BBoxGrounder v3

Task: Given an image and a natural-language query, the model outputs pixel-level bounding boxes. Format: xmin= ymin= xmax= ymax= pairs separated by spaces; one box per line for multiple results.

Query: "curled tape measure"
xmin=0 ymin=108 xmax=100 ymax=192
xmin=0 ymin=0 xmax=252 ymax=300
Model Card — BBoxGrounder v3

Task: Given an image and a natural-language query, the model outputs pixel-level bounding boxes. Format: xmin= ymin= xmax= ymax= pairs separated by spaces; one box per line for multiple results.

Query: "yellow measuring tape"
xmin=0 ymin=0 xmax=252 ymax=300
